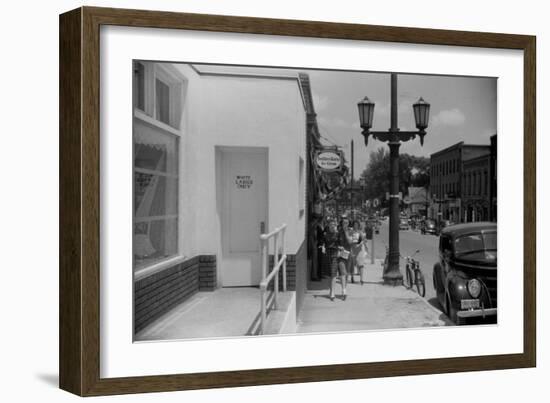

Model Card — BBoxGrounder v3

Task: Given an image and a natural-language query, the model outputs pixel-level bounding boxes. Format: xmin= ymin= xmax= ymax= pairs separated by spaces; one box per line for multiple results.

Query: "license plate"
xmin=461 ymin=299 xmax=480 ymax=310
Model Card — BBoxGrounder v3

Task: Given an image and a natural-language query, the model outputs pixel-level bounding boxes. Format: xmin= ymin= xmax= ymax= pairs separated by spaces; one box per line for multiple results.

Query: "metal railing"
xmin=258 ymin=223 xmax=287 ymax=335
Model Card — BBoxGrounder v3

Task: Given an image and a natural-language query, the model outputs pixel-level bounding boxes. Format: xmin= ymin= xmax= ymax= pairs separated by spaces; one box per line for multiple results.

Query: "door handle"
xmin=260 ymin=221 xmax=265 ymax=234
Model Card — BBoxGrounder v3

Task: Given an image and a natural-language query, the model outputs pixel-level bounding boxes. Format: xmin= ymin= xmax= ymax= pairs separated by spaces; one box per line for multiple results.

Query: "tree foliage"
xmin=359 ymin=147 xmax=430 ymax=202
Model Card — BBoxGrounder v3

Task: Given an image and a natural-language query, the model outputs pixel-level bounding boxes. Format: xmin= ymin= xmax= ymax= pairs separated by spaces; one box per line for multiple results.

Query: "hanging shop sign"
xmin=315 ymin=150 xmax=343 ymax=172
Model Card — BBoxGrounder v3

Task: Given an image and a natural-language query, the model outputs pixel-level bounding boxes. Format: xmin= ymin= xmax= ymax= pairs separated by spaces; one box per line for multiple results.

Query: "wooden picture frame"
xmin=59 ymin=6 xmax=536 ymax=396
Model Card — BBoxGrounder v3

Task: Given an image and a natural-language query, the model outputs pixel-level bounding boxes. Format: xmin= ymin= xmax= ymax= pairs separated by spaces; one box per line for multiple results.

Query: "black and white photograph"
xmin=132 ymin=61 xmax=497 ymax=342
xmin=3 ymin=0 xmax=545 ymax=400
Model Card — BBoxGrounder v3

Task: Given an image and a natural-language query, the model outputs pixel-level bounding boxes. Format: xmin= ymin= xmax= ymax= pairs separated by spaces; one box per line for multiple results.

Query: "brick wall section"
xmin=198 ymin=255 xmax=217 ymax=291
xmin=134 ymin=254 xmax=217 ymax=333
xmin=268 ymin=254 xmax=297 ymax=291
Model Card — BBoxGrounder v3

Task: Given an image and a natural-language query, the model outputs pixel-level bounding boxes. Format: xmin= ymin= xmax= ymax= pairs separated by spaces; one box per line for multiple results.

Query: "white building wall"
xmin=172 ymin=64 xmax=203 ymax=259
xmin=173 ymin=65 xmax=307 ymax=267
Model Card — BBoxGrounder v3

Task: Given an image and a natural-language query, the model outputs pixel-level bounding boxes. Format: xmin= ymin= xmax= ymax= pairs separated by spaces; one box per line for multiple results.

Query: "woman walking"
xmin=349 ymin=220 xmax=367 ymax=284
xmin=355 ymin=220 xmax=370 ymax=285
xmin=335 ymin=216 xmax=354 ymax=299
xmin=321 ymin=218 xmax=350 ymax=301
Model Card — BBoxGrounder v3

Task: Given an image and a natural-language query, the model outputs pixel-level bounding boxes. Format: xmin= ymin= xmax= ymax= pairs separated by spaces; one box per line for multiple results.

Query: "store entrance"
xmin=219 ymin=147 xmax=268 ymax=286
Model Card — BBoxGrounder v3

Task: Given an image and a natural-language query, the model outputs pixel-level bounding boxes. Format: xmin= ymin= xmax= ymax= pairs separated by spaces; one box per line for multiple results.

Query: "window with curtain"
xmin=132 ymin=62 xmax=184 ymax=272
xmin=133 ymin=129 xmax=179 ymax=271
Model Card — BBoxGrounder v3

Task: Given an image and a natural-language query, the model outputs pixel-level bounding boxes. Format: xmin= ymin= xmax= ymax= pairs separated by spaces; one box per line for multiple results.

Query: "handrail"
xmin=258 ymin=223 xmax=287 ymax=335
xmin=260 ymin=254 xmax=287 ymax=289
xmin=260 ymin=226 xmax=284 ymax=240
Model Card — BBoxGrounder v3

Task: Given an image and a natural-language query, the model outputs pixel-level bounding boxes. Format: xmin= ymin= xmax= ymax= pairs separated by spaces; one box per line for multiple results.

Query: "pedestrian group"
xmin=316 ymin=215 xmax=370 ymax=301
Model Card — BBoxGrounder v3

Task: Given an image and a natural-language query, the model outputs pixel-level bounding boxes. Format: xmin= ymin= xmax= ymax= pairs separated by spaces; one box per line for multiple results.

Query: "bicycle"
xmin=403 ymin=250 xmax=426 ymax=297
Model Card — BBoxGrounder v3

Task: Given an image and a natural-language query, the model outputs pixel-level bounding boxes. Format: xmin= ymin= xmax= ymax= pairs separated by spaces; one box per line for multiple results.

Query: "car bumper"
xmin=457 ymin=307 xmax=497 ymax=319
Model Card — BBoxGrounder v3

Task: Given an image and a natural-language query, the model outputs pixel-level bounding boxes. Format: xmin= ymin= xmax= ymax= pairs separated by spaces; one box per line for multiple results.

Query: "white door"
xmin=221 ymin=148 xmax=268 ymax=286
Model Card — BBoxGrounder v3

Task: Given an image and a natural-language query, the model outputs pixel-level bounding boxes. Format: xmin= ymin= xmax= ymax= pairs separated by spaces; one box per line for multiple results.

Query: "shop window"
xmin=155 ymin=79 xmax=170 ymax=125
xmin=133 ymin=62 xmax=185 ymax=273
xmin=133 ymin=129 xmax=179 ymax=272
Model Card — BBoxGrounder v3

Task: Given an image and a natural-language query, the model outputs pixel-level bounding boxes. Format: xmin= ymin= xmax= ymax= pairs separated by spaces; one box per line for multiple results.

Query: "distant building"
xmin=405 ymin=187 xmax=430 ymax=217
xmin=461 ymin=134 xmax=497 ymax=222
xmin=462 ymin=154 xmax=491 ymax=222
xmin=430 ymin=142 xmax=491 ymax=223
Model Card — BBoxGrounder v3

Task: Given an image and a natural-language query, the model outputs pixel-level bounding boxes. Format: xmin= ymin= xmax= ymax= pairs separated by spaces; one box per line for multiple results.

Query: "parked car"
xmin=399 ymin=218 xmax=410 ymax=230
xmin=432 ymin=222 xmax=497 ymax=325
xmin=421 ymin=219 xmax=437 ymax=235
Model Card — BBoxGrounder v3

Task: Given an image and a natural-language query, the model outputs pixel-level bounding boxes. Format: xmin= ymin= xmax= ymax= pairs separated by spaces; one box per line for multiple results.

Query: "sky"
xmin=192 ymin=63 xmax=497 ymax=178
xmin=305 ymin=68 xmax=497 ymax=178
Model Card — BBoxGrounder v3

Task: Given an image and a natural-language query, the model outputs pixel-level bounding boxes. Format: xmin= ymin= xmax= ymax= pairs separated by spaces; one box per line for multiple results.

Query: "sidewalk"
xmin=135 ymin=259 xmax=451 ymax=342
xmin=297 ymin=259 xmax=452 ymax=333
xmin=135 ymin=287 xmax=263 ymax=341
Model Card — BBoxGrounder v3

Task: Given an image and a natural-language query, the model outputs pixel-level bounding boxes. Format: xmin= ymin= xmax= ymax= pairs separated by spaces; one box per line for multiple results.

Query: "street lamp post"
xmin=357 ymin=73 xmax=430 ymax=286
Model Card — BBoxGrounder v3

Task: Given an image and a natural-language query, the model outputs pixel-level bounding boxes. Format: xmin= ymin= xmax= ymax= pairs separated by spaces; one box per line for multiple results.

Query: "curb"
xmin=400 ymin=286 xmax=453 ymax=325
xmin=372 ymin=258 xmax=451 ymax=324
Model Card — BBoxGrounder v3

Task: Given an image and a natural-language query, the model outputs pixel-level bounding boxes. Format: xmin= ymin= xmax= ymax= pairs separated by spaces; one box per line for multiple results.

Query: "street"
xmin=371 ymin=220 xmax=441 ymax=311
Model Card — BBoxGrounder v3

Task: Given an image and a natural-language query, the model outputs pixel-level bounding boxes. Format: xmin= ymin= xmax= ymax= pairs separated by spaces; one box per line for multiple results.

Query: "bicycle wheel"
xmin=405 ymin=265 xmax=413 ymax=289
xmin=416 ymin=272 xmax=426 ymax=297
